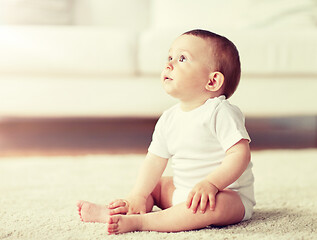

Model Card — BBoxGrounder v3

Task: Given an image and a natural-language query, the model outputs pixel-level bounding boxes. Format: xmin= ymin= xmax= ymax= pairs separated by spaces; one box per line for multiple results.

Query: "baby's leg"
xmin=107 ymin=189 xmax=245 ymax=234
xmin=77 ymin=177 xmax=173 ymax=223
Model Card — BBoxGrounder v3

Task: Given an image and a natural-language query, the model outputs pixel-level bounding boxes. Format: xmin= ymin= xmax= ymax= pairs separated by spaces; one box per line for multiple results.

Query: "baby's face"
xmin=161 ymin=34 xmax=213 ymax=101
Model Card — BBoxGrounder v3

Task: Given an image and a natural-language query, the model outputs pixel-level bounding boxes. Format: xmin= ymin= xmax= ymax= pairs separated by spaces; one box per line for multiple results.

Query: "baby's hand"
xmin=107 ymin=199 xmax=129 ymax=215
xmin=126 ymin=195 xmax=147 ymax=215
xmin=186 ymin=180 xmax=219 ymax=214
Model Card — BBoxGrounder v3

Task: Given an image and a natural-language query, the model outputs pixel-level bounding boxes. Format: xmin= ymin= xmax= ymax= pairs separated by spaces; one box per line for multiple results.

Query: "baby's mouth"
xmin=164 ymin=77 xmax=173 ymax=81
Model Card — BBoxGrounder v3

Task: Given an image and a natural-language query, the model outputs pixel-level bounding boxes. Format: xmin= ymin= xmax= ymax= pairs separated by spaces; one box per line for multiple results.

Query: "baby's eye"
xmin=168 ymin=56 xmax=173 ymax=62
xmin=179 ymin=55 xmax=187 ymax=62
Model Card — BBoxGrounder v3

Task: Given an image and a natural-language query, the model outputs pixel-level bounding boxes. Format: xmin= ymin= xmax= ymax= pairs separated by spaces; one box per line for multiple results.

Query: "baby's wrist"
xmin=204 ymin=179 xmax=220 ymax=192
xmin=128 ymin=191 xmax=148 ymax=201
xmin=210 ymin=182 xmax=219 ymax=193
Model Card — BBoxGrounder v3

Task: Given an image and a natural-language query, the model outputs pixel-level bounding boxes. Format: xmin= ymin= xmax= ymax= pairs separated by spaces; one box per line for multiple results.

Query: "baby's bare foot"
xmin=77 ymin=200 xmax=110 ymax=223
xmin=107 ymin=215 xmax=142 ymax=235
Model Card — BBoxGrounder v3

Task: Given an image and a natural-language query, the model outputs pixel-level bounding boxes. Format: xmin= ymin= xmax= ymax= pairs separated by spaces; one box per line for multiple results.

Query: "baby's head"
xmin=163 ymin=29 xmax=241 ymax=99
xmin=183 ymin=29 xmax=241 ymax=98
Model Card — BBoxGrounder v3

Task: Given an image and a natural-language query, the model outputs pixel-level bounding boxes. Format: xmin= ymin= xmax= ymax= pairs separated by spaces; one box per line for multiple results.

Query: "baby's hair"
xmin=182 ymin=29 xmax=241 ymax=99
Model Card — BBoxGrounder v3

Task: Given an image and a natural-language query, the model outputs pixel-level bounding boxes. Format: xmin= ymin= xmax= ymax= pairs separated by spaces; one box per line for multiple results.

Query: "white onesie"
xmin=148 ymin=95 xmax=256 ymax=221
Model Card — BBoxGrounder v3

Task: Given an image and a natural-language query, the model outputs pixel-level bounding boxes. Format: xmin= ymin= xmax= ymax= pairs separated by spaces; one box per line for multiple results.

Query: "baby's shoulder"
xmin=203 ymin=98 xmax=244 ymax=123
xmin=212 ymin=100 xmax=245 ymax=125
xmin=215 ymin=100 xmax=242 ymax=114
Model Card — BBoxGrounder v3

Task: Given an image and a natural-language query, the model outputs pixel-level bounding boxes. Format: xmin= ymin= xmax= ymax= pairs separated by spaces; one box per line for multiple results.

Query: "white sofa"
xmin=0 ymin=0 xmax=317 ymax=118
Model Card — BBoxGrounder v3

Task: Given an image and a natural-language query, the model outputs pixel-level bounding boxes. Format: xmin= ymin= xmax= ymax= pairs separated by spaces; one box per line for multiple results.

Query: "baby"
xmin=77 ymin=29 xmax=255 ymax=234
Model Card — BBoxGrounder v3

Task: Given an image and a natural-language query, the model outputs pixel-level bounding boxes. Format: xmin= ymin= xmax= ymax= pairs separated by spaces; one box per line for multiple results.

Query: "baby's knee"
xmin=211 ymin=190 xmax=245 ymax=225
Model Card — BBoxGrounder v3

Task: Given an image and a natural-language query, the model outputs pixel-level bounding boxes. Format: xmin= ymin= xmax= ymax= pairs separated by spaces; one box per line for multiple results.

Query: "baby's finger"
xmin=186 ymin=191 xmax=195 ymax=209
xmin=108 ymin=199 xmax=127 ymax=209
xmin=140 ymin=210 xmax=146 ymax=214
xmin=127 ymin=207 xmax=138 ymax=215
xmin=108 ymin=199 xmax=122 ymax=205
xmin=108 ymin=199 xmax=117 ymax=205
xmin=199 ymin=194 xmax=208 ymax=213
xmin=127 ymin=208 xmax=134 ymax=215
xmin=190 ymin=193 xmax=201 ymax=214
xmin=109 ymin=206 xmax=128 ymax=215
xmin=209 ymin=194 xmax=216 ymax=211
xmin=108 ymin=199 xmax=119 ymax=208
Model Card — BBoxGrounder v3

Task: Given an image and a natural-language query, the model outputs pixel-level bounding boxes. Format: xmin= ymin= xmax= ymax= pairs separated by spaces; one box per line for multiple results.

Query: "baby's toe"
xmin=108 ymin=223 xmax=118 ymax=230
xmin=108 ymin=215 xmax=120 ymax=224
xmin=107 ymin=222 xmax=119 ymax=235
xmin=76 ymin=200 xmax=86 ymax=221
xmin=77 ymin=200 xmax=85 ymax=210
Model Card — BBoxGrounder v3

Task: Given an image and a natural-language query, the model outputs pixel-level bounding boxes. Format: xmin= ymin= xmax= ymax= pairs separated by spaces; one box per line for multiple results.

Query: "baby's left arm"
xmin=186 ymin=139 xmax=251 ymax=213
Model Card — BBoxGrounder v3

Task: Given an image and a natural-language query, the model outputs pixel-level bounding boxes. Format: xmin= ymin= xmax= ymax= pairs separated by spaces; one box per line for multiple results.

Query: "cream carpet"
xmin=1 ymin=149 xmax=317 ymax=239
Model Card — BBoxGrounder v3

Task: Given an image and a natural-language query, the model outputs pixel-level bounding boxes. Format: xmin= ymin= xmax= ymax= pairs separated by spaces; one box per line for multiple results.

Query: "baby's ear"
xmin=205 ymin=72 xmax=224 ymax=92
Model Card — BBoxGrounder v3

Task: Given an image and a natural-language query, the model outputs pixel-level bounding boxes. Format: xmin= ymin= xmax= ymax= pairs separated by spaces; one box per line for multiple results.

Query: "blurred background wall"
xmin=0 ymin=0 xmax=316 ymax=155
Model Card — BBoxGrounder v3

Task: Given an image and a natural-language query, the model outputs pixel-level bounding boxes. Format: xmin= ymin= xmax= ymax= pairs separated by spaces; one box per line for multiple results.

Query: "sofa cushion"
xmin=150 ymin=0 xmax=317 ymax=31
xmin=0 ymin=26 xmax=137 ymax=76
xmin=0 ymin=0 xmax=72 ymax=25
xmin=150 ymin=0 xmax=241 ymax=31
xmin=73 ymin=0 xmax=150 ymax=31
xmin=232 ymin=0 xmax=317 ymax=30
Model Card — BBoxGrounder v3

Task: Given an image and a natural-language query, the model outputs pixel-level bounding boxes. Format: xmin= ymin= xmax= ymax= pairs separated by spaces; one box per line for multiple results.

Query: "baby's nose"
xmin=165 ymin=61 xmax=173 ymax=70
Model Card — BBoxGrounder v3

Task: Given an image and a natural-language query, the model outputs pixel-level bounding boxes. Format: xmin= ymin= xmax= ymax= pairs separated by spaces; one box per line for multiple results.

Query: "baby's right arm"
xmin=126 ymin=152 xmax=168 ymax=214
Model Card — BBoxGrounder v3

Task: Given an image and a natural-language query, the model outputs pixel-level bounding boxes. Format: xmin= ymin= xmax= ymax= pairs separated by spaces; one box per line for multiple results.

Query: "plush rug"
xmin=1 ymin=149 xmax=316 ymax=239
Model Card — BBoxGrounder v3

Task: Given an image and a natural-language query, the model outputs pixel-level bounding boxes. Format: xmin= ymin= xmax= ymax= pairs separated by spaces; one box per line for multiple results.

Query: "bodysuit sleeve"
xmin=212 ymin=103 xmax=251 ymax=152
xmin=148 ymin=113 xmax=172 ymax=159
